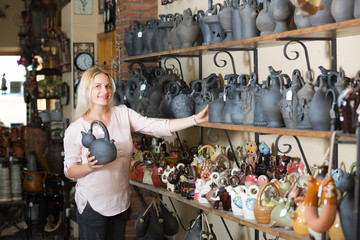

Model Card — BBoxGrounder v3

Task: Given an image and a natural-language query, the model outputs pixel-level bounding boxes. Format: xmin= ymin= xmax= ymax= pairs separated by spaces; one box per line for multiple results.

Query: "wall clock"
xmin=73 ymin=42 xmax=95 ymax=107
xmin=74 ymin=0 xmax=93 ymax=15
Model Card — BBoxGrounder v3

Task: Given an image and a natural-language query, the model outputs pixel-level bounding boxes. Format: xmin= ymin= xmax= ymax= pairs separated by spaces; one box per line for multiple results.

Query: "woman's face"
xmin=91 ymin=73 xmax=113 ymax=107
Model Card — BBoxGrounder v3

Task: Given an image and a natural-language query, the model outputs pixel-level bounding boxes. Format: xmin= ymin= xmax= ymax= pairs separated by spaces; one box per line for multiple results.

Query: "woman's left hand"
xmin=194 ymin=104 xmax=209 ymax=125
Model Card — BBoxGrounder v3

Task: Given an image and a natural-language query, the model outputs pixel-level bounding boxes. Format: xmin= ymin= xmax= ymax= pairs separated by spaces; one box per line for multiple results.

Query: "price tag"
xmin=140 ymin=84 xmax=146 ymax=91
xmin=286 ymin=90 xmax=293 ymax=100
xmin=137 ymin=31 xmax=142 ymax=38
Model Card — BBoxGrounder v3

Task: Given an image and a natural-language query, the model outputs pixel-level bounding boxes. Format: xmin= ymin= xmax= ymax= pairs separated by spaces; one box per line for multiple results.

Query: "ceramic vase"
xmin=209 ymin=94 xmax=226 ymax=123
xmin=231 ymin=87 xmax=244 ymax=125
xmin=198 ymin=10 xmax=211 ymax=45
xmin=296 ymin=72 xmax=315 ymax=129
xmin=294 ymin=7 xmax=312 ymax=29
xmin=239 ymin=0 xmax=259 ymax=39
xmin=169 ymin=13 xmax=183 ymax=50
xmin=256 ymin=0 xmax=276 ymax=35
xmin=177 ymin=8 xmax=201 ymax=48
xmin=331 ymin=0 xmax=355 ymax=22
xmin=309 ymin=0 xmax=335 ymax=26
xmin=260 ymin=66 xmax=285 ymax=128
xmin=268 ymin=0 xmax=295 ymax=33
xmin=231 ymin=2 xmax=243 ymax=40
xmin=124 ymin=27 xmax=134 ymax=56
xmin=142 ymin=19 xmax=156 ymax=54
xmin=279 ymin=69 xmax=304 ymax=129
xmin=355 ymin=0 xmax=360 ymax=18
xmin=219 ymin=0 xmax=234 ymax=42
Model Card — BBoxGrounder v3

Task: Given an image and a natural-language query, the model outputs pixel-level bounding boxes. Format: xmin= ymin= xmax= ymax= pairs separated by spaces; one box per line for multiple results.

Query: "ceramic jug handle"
xmin=90 ymin=120 xmax=111 ymax=142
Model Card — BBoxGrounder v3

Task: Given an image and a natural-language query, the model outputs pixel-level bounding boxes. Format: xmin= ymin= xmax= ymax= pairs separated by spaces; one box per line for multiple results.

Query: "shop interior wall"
xmin=158 ymin=0 xmax=360 ymax=239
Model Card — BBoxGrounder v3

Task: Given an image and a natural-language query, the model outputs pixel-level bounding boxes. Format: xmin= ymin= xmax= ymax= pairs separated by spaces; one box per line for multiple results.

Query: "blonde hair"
xmin=74 ymin=67 xmax=115 ymax=120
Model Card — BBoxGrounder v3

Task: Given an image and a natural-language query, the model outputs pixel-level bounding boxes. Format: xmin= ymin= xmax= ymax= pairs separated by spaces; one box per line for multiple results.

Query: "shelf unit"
xmin=130 ymin=180 xmax=308 ymax=240
xmin=125 ymin=18 xmax=360 ymax=240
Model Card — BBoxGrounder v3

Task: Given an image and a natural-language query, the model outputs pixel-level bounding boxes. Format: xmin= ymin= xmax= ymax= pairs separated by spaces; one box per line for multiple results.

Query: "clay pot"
xmin=256 ymin=0 xmax=276 ymax=35
xmin=239 ymin=0 xmax=259 ymax=39
xmin=185 ymin=216 xmax=202 ymax=240
xmin=297 ymin=71 xmax=315 ymax=129
xmin=290 ymin=201 xmax=310 ymax=236
xmin=254 ymin=182 xmax=280 ymax=224
xmin=294 ymin=7 xmax=312 ymax=29
xmin=218 ymin=0 xmax=233 ymax=42
xmin=231 ymin=2 xmax=242 ymax=40
xmin=198 ymin=10 xmax=211 ymax=45
xmin=331 ymin=0 xmax=355 ymax=22
xmin=21 ymin=170 xmax=47 ymax=193
xmin=160 ymin=201 xmax=179 ymax=236
xmin=309 ymin=0 xmax=335 ymax=26
xmin=231 ymin=87 xmax=244 ymax=125
xmin=268 ymin=0 xmax=294 ymax=33
xmin=204 ymin=3 xmax=225 ymax=44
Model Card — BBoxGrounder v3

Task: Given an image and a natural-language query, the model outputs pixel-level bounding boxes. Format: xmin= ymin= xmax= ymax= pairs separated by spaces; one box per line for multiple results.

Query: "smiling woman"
xmin=0 ymin=56 xmax=27 ymax=127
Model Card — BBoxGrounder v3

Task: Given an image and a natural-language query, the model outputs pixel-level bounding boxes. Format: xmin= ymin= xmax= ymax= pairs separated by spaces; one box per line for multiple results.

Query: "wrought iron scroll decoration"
xmin=213 ymin=50 xmax=237 ymax=75
xmin=164 ymin=57 xmax=185 ymax=82
xmin=274 ymin=135 xmax=312 ymax=175
xmin=206 ymin=128 xmax=220 ymax=143
xmin=283 ymin=40 xmax=311 ymax=72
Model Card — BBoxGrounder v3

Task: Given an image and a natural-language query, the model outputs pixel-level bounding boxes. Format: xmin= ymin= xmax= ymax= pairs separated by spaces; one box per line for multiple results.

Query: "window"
xmin=0 ymin=56 xmax=27 ymax=127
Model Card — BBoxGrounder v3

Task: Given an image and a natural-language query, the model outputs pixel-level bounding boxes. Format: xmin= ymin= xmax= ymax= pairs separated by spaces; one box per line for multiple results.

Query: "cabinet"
xmin=125 ymin=19 xmax=360 ymax=240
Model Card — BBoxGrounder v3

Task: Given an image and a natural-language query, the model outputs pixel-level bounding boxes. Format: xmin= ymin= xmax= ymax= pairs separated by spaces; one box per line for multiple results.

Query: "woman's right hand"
xmin=86 ymin=151 xmax=103 ymax=171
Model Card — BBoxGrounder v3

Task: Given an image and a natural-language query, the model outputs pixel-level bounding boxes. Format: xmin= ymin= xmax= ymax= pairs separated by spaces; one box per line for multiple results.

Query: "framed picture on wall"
xmin=99 ymin=0 xmax=105 ymax=14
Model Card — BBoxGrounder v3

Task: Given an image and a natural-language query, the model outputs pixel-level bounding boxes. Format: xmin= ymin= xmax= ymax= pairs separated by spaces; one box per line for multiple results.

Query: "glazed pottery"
xmin=294 ymin=7 xmax=312 ymax=29
xmin=198 ymin=10 xmax=211 ymax=45
xmin=256 ymin=0 xmax=276 ymax=35
xmin=268 ymin=0 xmax=294 ymax=33
xmin=304 ymin=165 xmax=338 ymax=233
xmin=254 ymin=182 xmax=280 ymax=224
xmin=309 ymin=0 xmax=335 ymax=26
xmin=225 ymin=185 xmax=247 ymax=216
xmin=297 ymin=71 xmax=315 ymax=129
xmin=308 ymin=67 xmax=336 ymax=131
xmin=22 ymin=170 xmax=47 ymax=193
xmin=239 ymin=0 xmax=259 ymax=39
xmin=331 ymin=0 xmax=354 ymax=22
xmin=240 ymin=184 xmax=259 ymax=220
xmin=339 ymin=76 xmax=360 ymax=134
xmin=177 ymin=8 xmax=201 ymax=48
xmin=269 ymin=197 xmax=295 ymax=228
xmin=81 ymin=120 xmax=117 ymax=165
xmin=290 ymin=201 xmax=309 ymax=236
xmin=260 ymin=66 xmax=285 ymax=128
xmin=218 ymin=0 xmax=234 ymax=42
xmin=279 ymin=69 xmax=304 ymax=129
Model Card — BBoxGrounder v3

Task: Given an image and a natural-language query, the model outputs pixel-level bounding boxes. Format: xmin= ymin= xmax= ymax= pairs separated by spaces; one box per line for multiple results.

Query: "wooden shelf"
xmin=123 ymin=19 xmax=360 ymax=62
xmin=199 ymin=122 xmax=332 ymax=138
xmin=130 ymin=180 xmax=309 ymax=240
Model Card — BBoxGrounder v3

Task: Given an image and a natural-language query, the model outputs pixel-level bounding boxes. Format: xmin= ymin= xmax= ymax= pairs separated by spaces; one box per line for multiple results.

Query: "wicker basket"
xmin=254 ymin=182 xmax=280 ymax=224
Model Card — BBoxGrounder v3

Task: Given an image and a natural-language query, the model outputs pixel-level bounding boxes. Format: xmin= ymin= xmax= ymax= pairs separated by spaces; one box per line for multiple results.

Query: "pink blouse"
xmin=63 ymin=105 xmax=172 ymax=216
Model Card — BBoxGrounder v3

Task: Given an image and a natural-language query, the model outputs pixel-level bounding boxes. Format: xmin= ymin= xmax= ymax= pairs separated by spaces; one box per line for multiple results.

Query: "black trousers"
xmin=77 ymin=203 xmax=129 ymax=240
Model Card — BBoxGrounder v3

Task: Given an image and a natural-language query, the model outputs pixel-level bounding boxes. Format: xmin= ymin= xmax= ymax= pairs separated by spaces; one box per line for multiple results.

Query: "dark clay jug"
xmin=169 ymin=13 xmax=183 ymax=50
xmin=177 ymin=8 xmax=201 ymax=48
xmin=204 ymin=3 xmax=226 ymax=44
xmin=222 ymin=84 xmax=236 ymax=124
xmin=218 ymin=0 xmax=234 ymax=42
xmin=260 ymin=66 xmax=285 ymax=128
xmin=309 ymin=0 xmax=335 ymax=26
xmin=239 ymin=0 xmax=259 ymax=39
xmin=159 ymin=201 xmax=179 ymax=236
xmin=160 ymin=14 xmax=174 ymax=51
xmin=125 ymin=75 xmax=139 ymax=110
xmin=142 ymin=19 xmax=156 ymax=54
xmin=159 ymin=81 xmax=180 ymax=118
xmin=146 ymin=83 xmax=163 ymax=118
xmin=124 ymin=26 xmax=135 ymax=56
xmin=185 ymin=216 xmax=202 ymax=240
xmin=114 ymin=80 xmax=128 ymax=106
xmin=135 ymin=209 xmax=151 ymax=238
xmin=209 ymin=92 xmax=226 ymax=123
xmin=171 ymin=88 xmax=195 ymax=118
xmin=331 ymin=0 xmax=355 ymax=22
xmin=198 ymin=10 xmax=211 ymax=45
xmin=268 ymin=0 xmax=294 ymax=33
xmin=231 ymin=87 xmax=244 ymax=125
xmin=279 ymin=69 xmax=304 ymax=129
xmin=149 ymin=209 xmax=164 ymax=240
xmin=231 ymin=0 xmax=242 ymax=40
xmin=297 ymin=71 xmax=315 ymax=129
xmin=131 ymin=22 xmax=145 ymax=56
xmin=151 ymin=16 xmax=167 ymax=52
xmin=308 ymin=66 xmax=337 ymax=131
xmin=338 ymin=164 xmax=356 ymax=240
xmin=81 ymin=120 xmax=117 ymax=165
xmin=256 ymin=0 xmax=276 ymax=35
xmin=242 ymin=72 xmax=267 ymax=126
